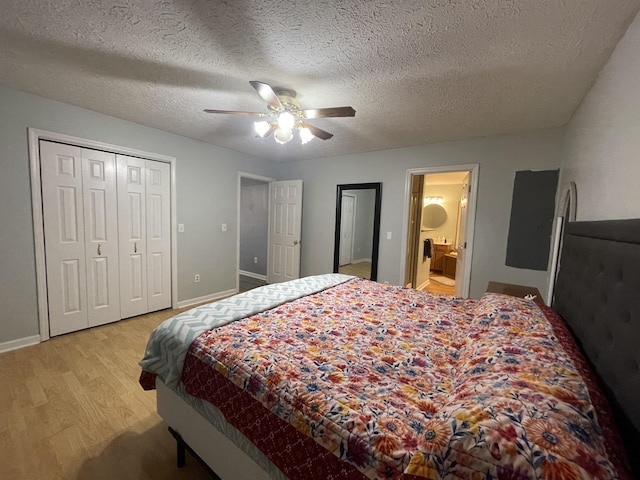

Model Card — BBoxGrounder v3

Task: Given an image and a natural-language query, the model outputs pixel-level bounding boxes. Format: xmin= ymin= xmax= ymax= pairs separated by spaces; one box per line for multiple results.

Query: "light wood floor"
xmin=0 ymin=308 xmax=214 ymax=480
xmin=422 ymin=277 xmax=455 ymax=296
xmin=338 ymin=261 xmax=372 ymax=279
xmin=0 ymin=274 xmax=452 ymax=479
xmin=238 ymin=274 xmax=267 ymax=293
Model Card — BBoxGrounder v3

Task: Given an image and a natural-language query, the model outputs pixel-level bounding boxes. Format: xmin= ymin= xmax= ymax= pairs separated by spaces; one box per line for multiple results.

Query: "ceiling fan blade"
xmin=260 ymin=123 xmax=277 ymax=138
xmin=301 ymin=122 xmax=333 ymax=140
xmin=204 ymin=109 xmax=267 ymax=116
xmin=249 ymin=81 xmax=284 ymax=111
xmin=302 ymin=106 xmax=356 ymax=119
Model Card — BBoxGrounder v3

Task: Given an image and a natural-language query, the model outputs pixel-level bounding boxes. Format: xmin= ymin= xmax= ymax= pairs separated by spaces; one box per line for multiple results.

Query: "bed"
xmin=139 ymin=219 xmax=640 ymax=479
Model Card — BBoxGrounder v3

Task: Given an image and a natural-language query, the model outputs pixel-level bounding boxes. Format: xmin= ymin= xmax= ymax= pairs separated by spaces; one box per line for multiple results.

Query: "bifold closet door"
xmin=117 ymin=155 xmax=171 ymax=319
xmin=145 ymin=160 xmax=171 ymax=312
xmin=81 ymin=148 xmax=121 ymax=328
xmin=40 ymin=141 xmax=120 ymax=336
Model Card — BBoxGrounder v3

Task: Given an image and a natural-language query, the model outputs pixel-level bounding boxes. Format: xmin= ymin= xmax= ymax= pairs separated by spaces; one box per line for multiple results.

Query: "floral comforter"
xmin=180 ymin=277 xmax=627 ymax=479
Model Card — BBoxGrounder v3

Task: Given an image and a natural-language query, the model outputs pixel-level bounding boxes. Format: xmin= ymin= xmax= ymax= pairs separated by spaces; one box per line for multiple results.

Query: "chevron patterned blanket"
xmin=139 ymin=273 xmax=355 ymax=388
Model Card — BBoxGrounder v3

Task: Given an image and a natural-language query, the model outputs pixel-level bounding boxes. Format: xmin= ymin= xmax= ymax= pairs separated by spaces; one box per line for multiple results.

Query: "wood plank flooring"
xmin=0 ymin=308 xmax=214 ymax=480
xmin=0 ymin=274 xmax=453 ymax=479
xmin=422 ymin=278 xmax=455 ymax=295
xmin=338 ymin=261 xmax=372 ymax=279
xmin=238 ymin=274 xmax=266 ymax=293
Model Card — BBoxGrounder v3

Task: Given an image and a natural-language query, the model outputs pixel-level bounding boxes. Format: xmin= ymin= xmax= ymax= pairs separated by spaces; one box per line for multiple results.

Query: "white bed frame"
xmin=156 ymin=379 xmax=271 ymax=480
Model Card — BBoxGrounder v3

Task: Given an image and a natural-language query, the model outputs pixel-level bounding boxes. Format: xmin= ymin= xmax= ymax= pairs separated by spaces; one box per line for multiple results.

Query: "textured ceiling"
xmin=1 ymin=1 xmax=639 ymax=162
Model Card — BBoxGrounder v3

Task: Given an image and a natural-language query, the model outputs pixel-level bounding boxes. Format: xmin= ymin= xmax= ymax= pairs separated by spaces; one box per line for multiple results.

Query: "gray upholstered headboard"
xmin=552 ymin=219 xmax=640 ymax=467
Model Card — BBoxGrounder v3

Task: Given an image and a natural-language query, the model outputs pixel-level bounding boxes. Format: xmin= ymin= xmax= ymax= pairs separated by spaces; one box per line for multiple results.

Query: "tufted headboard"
xmin=552 ymin=219 xmax=640 ymax=469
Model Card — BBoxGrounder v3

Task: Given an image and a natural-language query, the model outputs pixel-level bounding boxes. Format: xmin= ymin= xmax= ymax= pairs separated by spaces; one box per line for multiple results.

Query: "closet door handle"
xmin=134 ymin=242 xmax=138 ymax=253
xmin=97 ymin=244 xmax=102 ymax=256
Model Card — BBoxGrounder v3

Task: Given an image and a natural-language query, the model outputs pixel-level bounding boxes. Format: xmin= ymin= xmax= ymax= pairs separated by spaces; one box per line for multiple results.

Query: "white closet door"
xmin=81 ymin=149 xmax=121 ymax=327
xmin=267 ymin=180 xmax=303 ymax=284
xmin=117 ymin=155 xmax=148 ymax=319
xmin=145 ymin=160 xmax=171 ymax=312
xmin=40 ymin=141 xmax=88 ymax=336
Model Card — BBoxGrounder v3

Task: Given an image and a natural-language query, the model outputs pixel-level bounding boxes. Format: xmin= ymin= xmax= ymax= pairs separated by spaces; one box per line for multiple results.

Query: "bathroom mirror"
xmin=333 ymin=183 xmax=382 ymax=281
xmin=422 ymin=203 xmax=447 ymax=229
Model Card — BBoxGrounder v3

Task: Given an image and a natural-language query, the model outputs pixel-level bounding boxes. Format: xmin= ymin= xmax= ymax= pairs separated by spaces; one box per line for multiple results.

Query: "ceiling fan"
xmin=205 ymin=81 xmax=355 ymax=145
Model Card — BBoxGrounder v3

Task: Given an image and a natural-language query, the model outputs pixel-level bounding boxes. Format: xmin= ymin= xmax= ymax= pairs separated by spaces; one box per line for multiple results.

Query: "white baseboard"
xmin=417 ymin=279 xmax=431 ymax=290
xmin=177 ymin=289 xmax=237 ymax=309
xmin=0 ymin=335 xmax=41 ymax=354
xmin=238 ymin=270 xmax=267 ymax=281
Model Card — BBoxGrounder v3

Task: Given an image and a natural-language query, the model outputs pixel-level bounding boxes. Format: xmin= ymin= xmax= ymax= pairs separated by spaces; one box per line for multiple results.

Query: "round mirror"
xmin=422 ymin=204 xmax=447 ymax=229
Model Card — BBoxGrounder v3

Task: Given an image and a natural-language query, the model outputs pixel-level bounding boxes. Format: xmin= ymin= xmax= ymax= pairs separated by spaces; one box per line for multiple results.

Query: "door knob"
xmin=97 ymin=244 xmax=102 ymax=255
xmin=294 ymin=240 xmax=300 ymax=245
xmin=134 ymin=242 xmax=137 ymax=253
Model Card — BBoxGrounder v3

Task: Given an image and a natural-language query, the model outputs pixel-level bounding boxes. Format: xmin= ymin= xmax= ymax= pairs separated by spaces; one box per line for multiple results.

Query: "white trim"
xmin=176 ymin=289 xmax=237 ymax=309
xmin=417 ymin=279 xmax=431 ymax=291
xmin=546 ymin=216 xmax=564 ymax=305
xmin=555 ymin=181 xmax=577 ymax=220
xmin=28 ymin=131 xmax=50 ymax=341
xmin=546 ymin=181 xmax=576 ymax=305
xmin=170 ymin=154 xmax=179 ymax=310
xmin=0 ymin=335 xmax=41 ymax=354
xmin=237 ymin=172 xmax=274 ymax=293
xmin=400 ymin=164 xmax=479 ymax=298
xmin=28 ymin=128 xmax=178 ymax=342
xmin=238 ymin=270 xmax=267 ymax=281
xmin=29 ymin=129 xmax=176 ymax=162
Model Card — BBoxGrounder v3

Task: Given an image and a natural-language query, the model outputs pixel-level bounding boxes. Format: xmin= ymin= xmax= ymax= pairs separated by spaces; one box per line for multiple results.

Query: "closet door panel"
xmin=40 ymin=141 xmax=88 ymax=336
xmin=146 ymin=160 xmax=171 ymax=312
xmin=128 ymin=253 xmax=145 ymax=299
xmin=117 ymin=155 xmax=148 ymax=319
xmin=82 ymin=148 xmax=120 ymax=327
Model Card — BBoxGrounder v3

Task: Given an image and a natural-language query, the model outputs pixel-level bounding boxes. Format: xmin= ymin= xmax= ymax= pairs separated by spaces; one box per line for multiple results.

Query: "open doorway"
xmin=237 ymin=174 xmax=304 ymax=292
xmin=402 ymin=165 xmax=478 ymax=297
xmin=237 ymin=173 xmax=272 ymax=293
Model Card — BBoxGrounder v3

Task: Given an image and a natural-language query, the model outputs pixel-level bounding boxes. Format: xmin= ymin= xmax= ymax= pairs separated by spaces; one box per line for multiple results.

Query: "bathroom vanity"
xmin=431 ymin=242 xmax=451 ymax=272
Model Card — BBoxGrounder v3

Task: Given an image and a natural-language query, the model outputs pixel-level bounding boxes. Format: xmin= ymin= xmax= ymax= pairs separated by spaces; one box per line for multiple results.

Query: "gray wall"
xmin=422 ymin=183 xmax=463 ymax=243
xmin=561 ymin=11 xmax=640 ymax=221
xmin=0 ymin=83 xmax=568 ymax=346
xmin=239 ymin=178 xmax=268 ymax=275
xmin=0 ymin=85 xmax=270 ymax=344
xmin=273 ymin=129 xmax=564 ymax=300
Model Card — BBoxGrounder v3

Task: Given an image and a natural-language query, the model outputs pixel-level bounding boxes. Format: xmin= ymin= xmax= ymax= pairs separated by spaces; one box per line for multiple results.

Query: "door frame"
xmin=29 ymin=128 xmax=177 ymax=342
xmin=400 ymin=164 xmax=479 ymax=297
xmin=236 ymin=172 xmax=274 ymax=292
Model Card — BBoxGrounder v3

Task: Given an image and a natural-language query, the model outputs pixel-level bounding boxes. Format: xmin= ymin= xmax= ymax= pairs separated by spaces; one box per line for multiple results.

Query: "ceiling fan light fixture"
xmin=274 ymin=127 xmax=294 ymax=144
xmin=299 ymin=127 xmax=314 ymax=144
xmin=277 ymin=111 xmax=295 ymax=131
xmin=254 ymin=120 xmax=271 ymax=137
xmin=205 ymin=81 xmax=354 ymax=146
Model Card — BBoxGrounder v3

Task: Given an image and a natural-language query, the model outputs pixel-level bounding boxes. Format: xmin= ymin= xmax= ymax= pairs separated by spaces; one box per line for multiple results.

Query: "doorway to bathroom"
xmin=402 ymin=165 xmax=478 ymax=298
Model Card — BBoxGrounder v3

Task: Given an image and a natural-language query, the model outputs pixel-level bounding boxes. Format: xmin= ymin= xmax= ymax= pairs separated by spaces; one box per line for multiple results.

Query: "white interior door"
xmin=454 ymin=174 xmax=470 ymax=297
xmin=41 ymin=141 xmax=89 ymax=336
xmin=339 ymin=194 xmax=355 ymax=266
xmin=82 ymin=148 xmax=120 ymax=327
xmin=145 ymin=160 xmax=171 ymax=312
xmin=117 ymin=155 xmax=148 ymax=319
xmin=267 ymin=180 xmax=303 ymax=284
